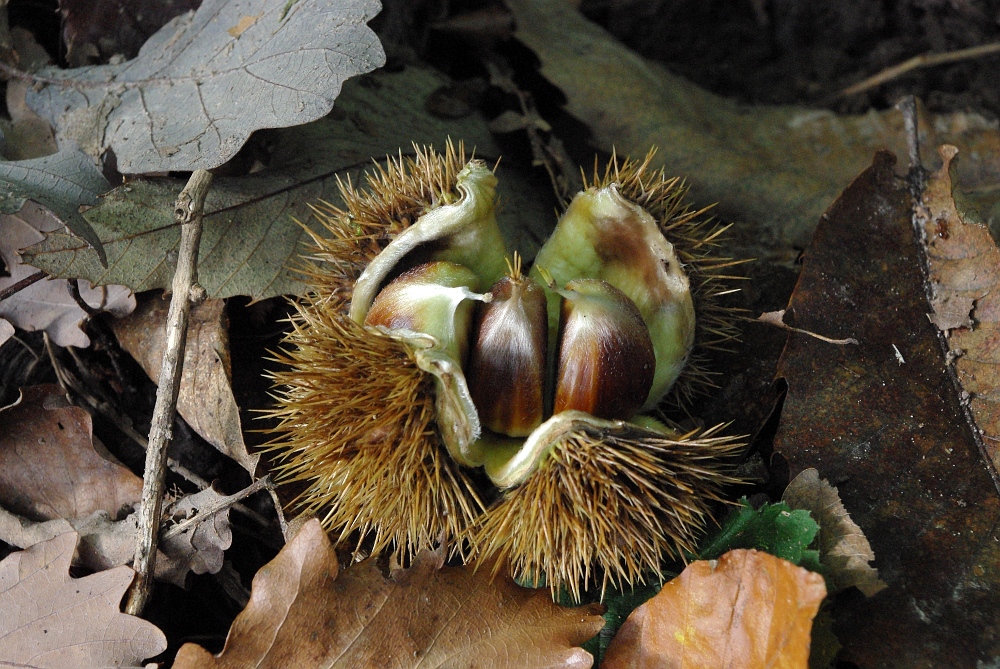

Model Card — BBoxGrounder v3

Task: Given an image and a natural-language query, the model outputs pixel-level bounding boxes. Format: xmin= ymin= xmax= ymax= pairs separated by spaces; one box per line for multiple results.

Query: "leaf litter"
xmin=112 ymin=294 xmax=257 ymax=475
xmin=4 ymin=0 xmax=1000 ymax=666
xmin=504 ymin=0 xmax=1000 ymax=251
xmin=0 ymin=384 xmax=236 ymax=588
xmin=22 ymin=66 xmax=557 ymax=300
xmin=0 ymin=384 xmax=142 ymax=521
xmin=782 ymin=468 xmax=886 ymax=597
xmin=772 ymin=150 xmax=1000 ymax=665
xmin=0 ymin=201 xmax=135 ymax=348
xmin=601 ymin=549 xmax=826 ymax=669
xmin=173 ymin=518 xmax=605 ymax=669
xmin=916 ymin=144 xmax=1000 ymax=472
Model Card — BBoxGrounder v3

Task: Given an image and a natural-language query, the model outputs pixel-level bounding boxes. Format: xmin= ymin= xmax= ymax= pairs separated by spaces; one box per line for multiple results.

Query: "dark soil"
xmin=580 ymin=0 xmax=1000 ymax=119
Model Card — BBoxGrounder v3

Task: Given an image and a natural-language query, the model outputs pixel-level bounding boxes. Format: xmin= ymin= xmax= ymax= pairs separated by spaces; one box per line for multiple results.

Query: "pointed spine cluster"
xmin=474 ymin=418 xmax=745 ymax=600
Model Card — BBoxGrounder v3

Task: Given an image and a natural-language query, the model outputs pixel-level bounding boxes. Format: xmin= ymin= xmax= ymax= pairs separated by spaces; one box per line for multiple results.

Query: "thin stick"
xmin=161 ymin=476 xmax=272 ymax=542
xmin=897 ymin=95 xmax=927 ymax=197
xmin=0 ymin=270 xmax=47 ymax=303
xmin=125 ymin=169 xmax=213 ymax=616
xmin=838 ymin=42 xmax=1000 ymax=99
xmin=42 ymin=333 xmax=72 ymax=395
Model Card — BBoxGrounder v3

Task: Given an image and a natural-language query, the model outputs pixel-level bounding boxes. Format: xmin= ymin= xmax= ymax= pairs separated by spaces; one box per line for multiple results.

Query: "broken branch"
xmin=125 ymin=169 xmax=213 ymax=616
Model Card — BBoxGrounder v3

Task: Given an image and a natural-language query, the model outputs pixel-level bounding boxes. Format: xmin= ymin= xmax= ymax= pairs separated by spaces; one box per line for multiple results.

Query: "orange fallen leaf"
xmin=602 ymin=549 xmax=826 ymax=669
xmin=174 ymin=519 xmax=605 ymax=668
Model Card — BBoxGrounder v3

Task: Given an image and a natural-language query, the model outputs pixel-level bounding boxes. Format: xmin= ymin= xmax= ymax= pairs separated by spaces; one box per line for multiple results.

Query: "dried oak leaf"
xmin=160 ymin=485 xmax=234 ymax=580
xmin=917 ymin=145 xmax=1000 ymax=471
xmin=0 ymin=531 xmax=167 ymax=668
xmin=26 ymin=0 xmax=385 ymax=173
xmin=174 ymin=518 xmax=605 ymax=669
xmin=21 ymin=66 xmax=556 ymax=301
xmin=0 ymin=200 xmax=134 ymax=348
xmin=782 ymin=468 xmax=886 ymax=597
xmin=601 ymin=549 xmax=826 ymax=669
xmin=771 ymin=151 xmax=1000 ymax=664
xmin=113 ymin=294 xmax=256 ymax=474
xmin=0 ymin=490 xmax=232 ymax=588
xmin=0 ymin=384 xmax=142 ymax=522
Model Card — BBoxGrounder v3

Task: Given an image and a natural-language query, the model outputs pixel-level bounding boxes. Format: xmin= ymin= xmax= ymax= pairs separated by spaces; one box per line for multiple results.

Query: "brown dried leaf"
xmin=0 ymin=203 xmax=135 ymax=348
xmin=602 ymin=549 xmax=826 ymax=669
xmin=782 ymin=468 xmax=886 ymax=597
xmin=0 ymin=496 xmax=231 ymax=588
xmin=173 ymin=519 xmax=604 ymax=669
xmin=0 ymin=384 xmax=142 ymax=521
xmin=1 ymin=28 xmax=58 ymax=160
xmin=918 ymin=145 xmax=1000 ymax=471
xmin=0 ymin=531 xmax=166 ymax=668
xmin=772 ymin=151 xmax=1000 ymax=665
xmin=112 ymin=293 xmax=257 ymax=474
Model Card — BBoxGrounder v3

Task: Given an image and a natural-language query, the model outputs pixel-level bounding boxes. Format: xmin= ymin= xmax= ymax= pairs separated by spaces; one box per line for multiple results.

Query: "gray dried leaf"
xmin=0 ymin=532 xmax=167 ymax=668
xmin=0 ymin=500 xmax=232 ymax=588
xmin=161 ymin=486 xmax=234 ymax=579
xmin=27 ymin=0 xmax=385 ymax=173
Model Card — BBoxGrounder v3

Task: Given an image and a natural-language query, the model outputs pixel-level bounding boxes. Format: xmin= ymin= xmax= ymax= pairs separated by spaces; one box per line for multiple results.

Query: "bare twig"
xmin=0 ymin=270 xmax=48 ymax=303
xmin=897 ymin=94 xmax=929 ymax=193
xmin=161 ymin=476 xmax=272 ymax=542
xmin=838 ymin=42 xmax=1000 ymax=99
xmin=42 ymin=333 xmax=72 ymax=395
xmin=897 ymin=96 xmax=922 ymax=173
xmin=125 ymin=169 xmax=213 ymax=616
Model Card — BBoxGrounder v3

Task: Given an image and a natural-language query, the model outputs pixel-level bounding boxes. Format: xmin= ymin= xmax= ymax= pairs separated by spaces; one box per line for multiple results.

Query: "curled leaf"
xmin=783 ymin=468 xmax=887 ymax=597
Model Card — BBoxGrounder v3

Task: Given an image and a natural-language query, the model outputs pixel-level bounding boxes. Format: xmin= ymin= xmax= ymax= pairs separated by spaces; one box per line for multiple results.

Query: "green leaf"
xmin=698 ymin=497 xmax=821 ymax=572
xmin=0 ymin=149 xmax=110 ymax=265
